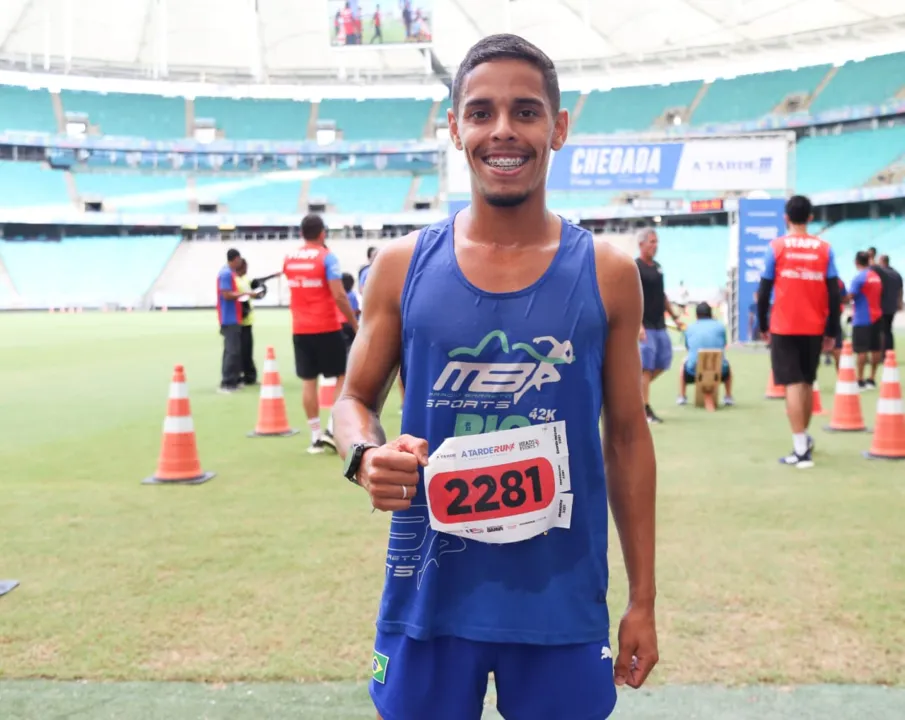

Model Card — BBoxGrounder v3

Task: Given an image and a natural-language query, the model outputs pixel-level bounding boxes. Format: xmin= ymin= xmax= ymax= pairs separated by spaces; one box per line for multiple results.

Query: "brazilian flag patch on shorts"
xmin=372 ymin=650 xmax=389 ymax=684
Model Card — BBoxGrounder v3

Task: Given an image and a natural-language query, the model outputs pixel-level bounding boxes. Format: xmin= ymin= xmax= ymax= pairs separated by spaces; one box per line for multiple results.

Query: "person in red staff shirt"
xmin=283 ymin=214 xmax=358 ymax=454
xmin=758 ymin=195 xmax=841 ymax=469
xmin=847 ymin=250 xmax=884 ymax=389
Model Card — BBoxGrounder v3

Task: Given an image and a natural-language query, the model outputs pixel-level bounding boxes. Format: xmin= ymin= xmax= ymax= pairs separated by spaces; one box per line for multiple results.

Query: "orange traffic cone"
xmin=825 ymin=341 xmax=868 ymax=433
xmin=812 ymin=380 xmax=825 ymax=415
xmin=143 ymin=365 xmax=215 ymax=485
xmin=765 ymin=369 xmax=786 ymax=399
xmin=319 ymin=375 xmax=337 ymax=409
xmin=248 ymin=347 xmax=299 ymax=438
xmin=864 ymin=351 xmax=905 ymax=460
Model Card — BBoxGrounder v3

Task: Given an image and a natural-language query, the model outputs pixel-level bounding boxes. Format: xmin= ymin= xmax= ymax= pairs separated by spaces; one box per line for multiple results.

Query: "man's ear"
xmin=551 ymin=109 xmax=569 ymax=151
xmin=448 ymin=108 xmax=463 ymax=151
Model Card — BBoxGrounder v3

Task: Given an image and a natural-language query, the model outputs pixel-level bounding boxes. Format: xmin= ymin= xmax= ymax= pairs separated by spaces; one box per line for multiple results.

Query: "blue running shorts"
xmin=369 ymin=632 xmax=618 ymax=720
xmin=640 ymin=327 xmax=673 ymax=373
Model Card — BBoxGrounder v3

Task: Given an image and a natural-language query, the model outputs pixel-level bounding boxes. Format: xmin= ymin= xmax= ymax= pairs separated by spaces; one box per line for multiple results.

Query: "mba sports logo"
xmin=427 ymin=330 xmax=575 ymax=411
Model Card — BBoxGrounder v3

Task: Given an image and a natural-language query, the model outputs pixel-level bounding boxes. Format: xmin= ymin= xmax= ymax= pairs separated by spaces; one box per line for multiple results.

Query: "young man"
xmin=676 ymin=302 xmax=734 ymax=407
xmin=877 ymin=254 xmax=903 ymax=352
xmin=283 ymin=214 xmax=358 ymax=453
xmin=332 ymin=34 xmax=658 ymax=720
xmin=217 ymin=248 xmax=245 ymax=393
xmin=636 ymin=228 xmax=684 ymax=424
xmin=758 ymin=195 xmax=841 ymax=469
xmin=849 ymin=250 xmax=884 ymax=389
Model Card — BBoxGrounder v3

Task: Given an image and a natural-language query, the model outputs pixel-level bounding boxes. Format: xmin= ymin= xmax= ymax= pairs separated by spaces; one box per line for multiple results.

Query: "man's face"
xmin=449 ymin=58 xmax=567 ymax=208
xmin=640 ymin=232 xmax=658 ymax=259
xmin=229 ymin=256 xmax=242 ymax=270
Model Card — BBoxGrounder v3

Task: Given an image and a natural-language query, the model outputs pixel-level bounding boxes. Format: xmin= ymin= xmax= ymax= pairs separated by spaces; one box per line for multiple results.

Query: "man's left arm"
xmin=596 ymin=242 xmax=658 ymax=690
xmin=663 ymin=293 xmax=683 ymax=329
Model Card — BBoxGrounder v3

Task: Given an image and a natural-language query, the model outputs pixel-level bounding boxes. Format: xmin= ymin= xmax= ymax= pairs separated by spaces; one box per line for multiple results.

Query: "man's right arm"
xmin=757 ymin=245 xmax=776 ymax=335
xmin=332 ymin=237 xmax=413 ymax=452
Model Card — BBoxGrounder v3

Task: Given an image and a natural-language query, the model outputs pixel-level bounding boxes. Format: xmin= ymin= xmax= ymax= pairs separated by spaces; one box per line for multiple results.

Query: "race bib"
xmin=424 ymin=421 xmax=573 ymax=544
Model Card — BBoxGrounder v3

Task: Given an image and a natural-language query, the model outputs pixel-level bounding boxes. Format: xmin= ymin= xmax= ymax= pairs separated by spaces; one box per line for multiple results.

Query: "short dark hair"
xmin=226 ymin=248 xmax=241 ymax=262
xmin=342 ymin=272 xmax=354 ymax=293
xmin=301 ymin=213 xmax=325 ymax=241
xmin=867 ymin=246 xmax=877 ymax=258
xmin=696 ymin=302 xmax=712 ymax=319
xmin=855 ymin=250 xmax=870 ymax=267
xmin=452 ymin=34 xmax=560 ymax=116
xmin=367 ymin=246 xmax=378 ymax=261
xmin=785 ymin=195 xmax=812 ymax=225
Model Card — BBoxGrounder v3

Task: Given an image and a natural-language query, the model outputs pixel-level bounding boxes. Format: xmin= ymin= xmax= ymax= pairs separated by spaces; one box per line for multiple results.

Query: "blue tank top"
xmin=379 ymin=214 xmax=611 ymax=646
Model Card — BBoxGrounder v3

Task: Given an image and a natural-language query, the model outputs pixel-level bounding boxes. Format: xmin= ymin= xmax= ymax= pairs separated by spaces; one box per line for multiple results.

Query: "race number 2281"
xmin=428 ymin=457 xmax=556 ymax=525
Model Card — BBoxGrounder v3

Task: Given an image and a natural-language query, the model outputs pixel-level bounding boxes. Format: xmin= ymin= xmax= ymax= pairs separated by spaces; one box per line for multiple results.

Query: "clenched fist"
xmin=358 ymin=434 xmax=429 ymax=512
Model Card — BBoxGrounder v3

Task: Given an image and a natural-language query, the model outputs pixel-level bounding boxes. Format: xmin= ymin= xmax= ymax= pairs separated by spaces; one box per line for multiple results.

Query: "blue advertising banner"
xmin=547 ymin=139 xmax=789 ymax=193
xmin=736 ymin=197 xmax=786 ymax=343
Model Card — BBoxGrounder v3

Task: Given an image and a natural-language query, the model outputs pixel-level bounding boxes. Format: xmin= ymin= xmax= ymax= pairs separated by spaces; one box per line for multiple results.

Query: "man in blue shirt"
xmin=677 ymin=302 xmax=734 ymax=407
xmin=217 ymin=248 xmax=245 ymax=393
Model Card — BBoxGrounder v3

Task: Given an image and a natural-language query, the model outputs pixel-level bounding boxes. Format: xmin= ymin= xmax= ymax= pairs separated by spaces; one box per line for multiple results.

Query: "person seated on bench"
xmin=677 ymin=301 xmax=735 ymax=407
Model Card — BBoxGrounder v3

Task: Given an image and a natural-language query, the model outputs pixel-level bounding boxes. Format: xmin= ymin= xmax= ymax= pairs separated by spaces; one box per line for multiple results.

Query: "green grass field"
xmin=1 ymin=310 xmax=904 ymax=716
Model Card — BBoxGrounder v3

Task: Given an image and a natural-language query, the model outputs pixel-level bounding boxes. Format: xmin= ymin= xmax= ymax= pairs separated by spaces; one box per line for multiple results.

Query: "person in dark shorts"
xmin=636 ymin=228 xmax=684 ymax=424
xmin=283 ymin=214 xmax=359 ymax=454
xmin=825 ymin=276 xmax=848 ymax=369
xmin=338 ymin=272 xmax=360 ymax=352
xmin=758 ymin=195 xmax=841 ymax=469
xmin=877 ymin=254 xmax=903 ymax=352
xmin=848 ymin=251 xmax=884 ymax=389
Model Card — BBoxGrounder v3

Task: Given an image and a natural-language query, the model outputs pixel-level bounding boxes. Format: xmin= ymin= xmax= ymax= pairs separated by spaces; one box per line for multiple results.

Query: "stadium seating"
xmin=195 ymin=174 xmax=301 ymax=214
xmin=193 ymin=98 xmax=311 ymax=141
xmin=75 ymin=173 xmax=189 ymax=213
xmin=0 ymin=85 xmax=57 ymax=134
xmin=819 ymin=217 xmax=905 ymax=285
xmin=318 ymin=98 xmax=433 ymax=141
xmin=809 ymin=51 xmax=905 ymax=115
xmin=0 ymin=162 xmax=70 ymax=208
xmin=60 ymin=90 xmax=186 ymax=140
xmin=548 ymin=191 xmax=617 ymax=210
xmin=692 ymin=66 xmax=831 ymax=125
xmin=150 ymin=239 xmax=383 ymax=308
xmin=0 ymin=235 xmax=181 ymax=308
xmin=796 ymin=125 xmax=905 ymax=195
xmin=573 ymin=82 xmax=702 ymax=135
xmin=308 ymin=175 xmax=411 ymax=213
xmin=654 ymin=225 xmax=729 ymax=298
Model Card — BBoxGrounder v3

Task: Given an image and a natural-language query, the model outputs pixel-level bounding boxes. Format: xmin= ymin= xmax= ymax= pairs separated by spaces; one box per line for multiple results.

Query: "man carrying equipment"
xmin=758 ymin=195 xmax=841 ymax=469
xmin=217 ymin=248 xmax=244 ymax=393
xmin=284 ymin=214 xmax=358 ymax=454
xmin=849 ymin=251 xmax=884 ymax=389
xmin=636 ymin=228 xmax=684 ymax=424
xmin=332 ymin=33 xmax=657 ymax=720
xmin=877 ymin=254 xmax=903 ymax=353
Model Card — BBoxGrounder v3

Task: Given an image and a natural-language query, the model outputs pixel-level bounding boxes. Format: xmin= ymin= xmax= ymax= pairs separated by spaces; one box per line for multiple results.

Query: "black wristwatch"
xmin=343 ymin=442 xmax=379 ymax=484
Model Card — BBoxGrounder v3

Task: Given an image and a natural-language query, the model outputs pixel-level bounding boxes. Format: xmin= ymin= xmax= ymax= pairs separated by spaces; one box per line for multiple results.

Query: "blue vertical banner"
xmin=736 ymin=198 xmax=786 ymax=342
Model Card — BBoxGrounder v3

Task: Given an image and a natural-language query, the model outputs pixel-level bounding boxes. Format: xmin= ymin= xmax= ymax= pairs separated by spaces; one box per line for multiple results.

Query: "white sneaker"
xmin=676 ymin=397 xmax=688 ymax=406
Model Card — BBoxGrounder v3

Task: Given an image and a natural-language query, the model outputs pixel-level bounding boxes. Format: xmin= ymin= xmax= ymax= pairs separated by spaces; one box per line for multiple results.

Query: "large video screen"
xmin=328 ymin=0 xmax=434 ymax=48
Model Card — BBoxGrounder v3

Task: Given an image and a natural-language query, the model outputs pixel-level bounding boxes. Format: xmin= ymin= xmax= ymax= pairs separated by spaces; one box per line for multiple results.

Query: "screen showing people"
xmin=328 ymin=0 xmax=433 ymax=47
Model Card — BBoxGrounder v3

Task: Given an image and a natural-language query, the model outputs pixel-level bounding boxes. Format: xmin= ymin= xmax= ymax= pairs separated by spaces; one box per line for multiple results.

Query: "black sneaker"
xmin=865 ymin=379 xmax=877 ymax=390
xmin=779 ymin=448 xmax=814 ymax=469
xmin=319 ymin=430 xmax=337 ymax=452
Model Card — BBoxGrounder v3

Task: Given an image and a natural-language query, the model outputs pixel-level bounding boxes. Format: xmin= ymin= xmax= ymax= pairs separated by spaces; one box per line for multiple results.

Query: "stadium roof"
xmin=1 ymin=0 xmax=904 ymax=87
